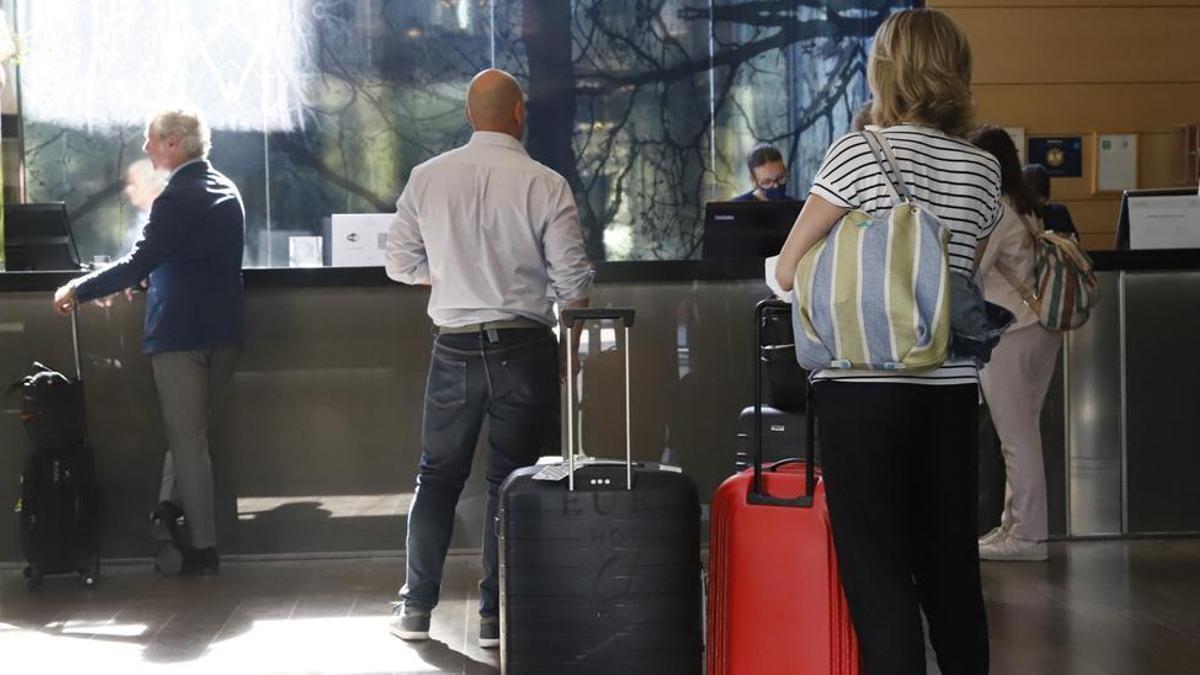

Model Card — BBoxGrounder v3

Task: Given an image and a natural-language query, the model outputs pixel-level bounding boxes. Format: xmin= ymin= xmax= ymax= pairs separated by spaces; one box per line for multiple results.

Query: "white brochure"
xmin=330 ymin=213 xmax=393 ymax=267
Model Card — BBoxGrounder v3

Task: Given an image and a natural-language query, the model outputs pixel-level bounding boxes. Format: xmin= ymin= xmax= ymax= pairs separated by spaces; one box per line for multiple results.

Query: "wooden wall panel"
xmin=972 ymin=84 xmax=1200 ymax=132
xmin=948 ymin=8 xmax=1200 ymax=84
xmin=1056 ymin=199 xmax=1121 ymax=235
xmin=930 ymin=1 xmax=1199 ymax=248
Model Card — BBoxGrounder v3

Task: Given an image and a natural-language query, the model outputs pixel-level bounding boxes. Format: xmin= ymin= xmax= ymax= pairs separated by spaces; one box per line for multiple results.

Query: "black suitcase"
xmin=759 ymin=306 xmax=808 ymax=413
xmin=499 ymin=308 xmax=703 ymax=675
xmin=735 ymin=404 xmax=807 ymax=471
xmin=9 ymin=312 xmax=100 ymax=589
xmin=19 ymin=443 xmax=100 ymax=589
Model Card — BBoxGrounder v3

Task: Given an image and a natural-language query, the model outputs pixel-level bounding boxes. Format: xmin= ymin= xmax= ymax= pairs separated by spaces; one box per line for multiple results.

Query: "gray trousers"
xmin=979 ymin=323 xmax=1061 ymax=542
xmin=150 ymin=347 xmax=240 ymax=550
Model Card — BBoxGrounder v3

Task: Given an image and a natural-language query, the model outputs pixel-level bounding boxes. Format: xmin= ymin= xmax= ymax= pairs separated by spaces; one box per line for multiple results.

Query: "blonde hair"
xmin=868 ymin=9 xmax=974 ymax=137
xmin=148 ymin=108 xmax=211 ymax=160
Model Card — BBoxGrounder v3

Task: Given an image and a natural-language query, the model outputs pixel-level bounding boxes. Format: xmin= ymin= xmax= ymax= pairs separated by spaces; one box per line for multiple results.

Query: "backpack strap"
xmin=995 ymin=260 xmax=1043 ymax=315
xmin=861 ymin=129 xmax=913 ymax=206
xmin=1015 ymin=211 xmax=1043 ymax=239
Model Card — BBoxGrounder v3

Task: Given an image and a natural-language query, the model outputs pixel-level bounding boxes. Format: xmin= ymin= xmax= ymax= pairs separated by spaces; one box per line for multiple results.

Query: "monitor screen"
xmin=1115 ymin=188 xmax=1200 ymax=250
xmin=3 ymin=202 xmax=81 ymax=271
xmin=702 ymin=200 xmax=802 ymax=260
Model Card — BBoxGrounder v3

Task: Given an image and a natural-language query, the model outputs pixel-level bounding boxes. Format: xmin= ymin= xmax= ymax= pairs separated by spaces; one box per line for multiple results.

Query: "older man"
xmin=53 ymin=108 xmax=245 ymax=576
xmin=385 ymin=69 xmax=594 ymax=648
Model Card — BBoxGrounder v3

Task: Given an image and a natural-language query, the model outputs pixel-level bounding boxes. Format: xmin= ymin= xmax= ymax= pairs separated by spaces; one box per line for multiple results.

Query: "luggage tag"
xmin=532 ymin=463 xmax=572 ymax=482
xmin=531 ymin=456 xmax=627 ymax=481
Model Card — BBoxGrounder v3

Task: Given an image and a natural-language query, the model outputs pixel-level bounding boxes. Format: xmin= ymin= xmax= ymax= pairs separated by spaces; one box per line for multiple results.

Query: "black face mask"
xmin=760 ymin=186 xmax=788 ymax=200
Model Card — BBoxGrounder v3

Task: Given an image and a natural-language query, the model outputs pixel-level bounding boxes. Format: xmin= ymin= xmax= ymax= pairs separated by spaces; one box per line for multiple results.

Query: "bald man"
xmin=385 ymin=69 xmax=594 ymax=648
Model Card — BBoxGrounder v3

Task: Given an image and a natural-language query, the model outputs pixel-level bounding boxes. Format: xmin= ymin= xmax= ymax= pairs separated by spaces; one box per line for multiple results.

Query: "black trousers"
xmin=815 ymin=381 xmax=989 ymax=675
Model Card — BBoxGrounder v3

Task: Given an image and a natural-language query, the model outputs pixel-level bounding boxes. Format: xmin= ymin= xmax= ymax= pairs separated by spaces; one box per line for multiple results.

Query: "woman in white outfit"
xmin=970 ymin=126 xmax=1061 ymax=562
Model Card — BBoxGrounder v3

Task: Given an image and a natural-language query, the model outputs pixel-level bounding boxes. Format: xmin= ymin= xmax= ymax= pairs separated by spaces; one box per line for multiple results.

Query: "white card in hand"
xmin=764 ymin=256 xmax=792 ymax=302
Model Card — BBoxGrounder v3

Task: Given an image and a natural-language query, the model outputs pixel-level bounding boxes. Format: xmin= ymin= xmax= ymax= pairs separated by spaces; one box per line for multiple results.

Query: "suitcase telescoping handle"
xmin=748 ymin=299 xmax=817 ymax=508
xmin=561 ymin=308 xmax=636 ymax=329
xmin=69 ymin=306 xmax=82 ymax=381
xmin=561 ymin=308 xmax=635 ymax=492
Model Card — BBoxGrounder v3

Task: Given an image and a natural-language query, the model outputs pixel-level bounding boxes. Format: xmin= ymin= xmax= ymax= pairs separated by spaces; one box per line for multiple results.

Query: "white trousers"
xmin=979 ymin=323 xmax=1061 ymax=542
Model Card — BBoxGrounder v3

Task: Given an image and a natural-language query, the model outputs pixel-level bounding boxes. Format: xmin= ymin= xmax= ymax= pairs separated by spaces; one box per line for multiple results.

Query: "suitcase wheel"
xmin=80 ymin=557 xmax=100 ymax=587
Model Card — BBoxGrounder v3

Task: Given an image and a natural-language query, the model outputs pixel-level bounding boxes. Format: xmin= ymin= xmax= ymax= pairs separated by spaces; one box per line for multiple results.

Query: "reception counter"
xmin=1065 ymin=250 xmax=1200 ymax=537
xmin=0 ymin=261 xmax=771 ymax=561
xmin=0 ymin=252 xmax=1196 ymax=561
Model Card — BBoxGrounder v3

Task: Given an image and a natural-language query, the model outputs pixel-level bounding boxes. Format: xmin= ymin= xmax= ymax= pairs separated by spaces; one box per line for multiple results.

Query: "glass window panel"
xmin=263 ymin=0 xmax=494 ymax=267
xmin=495 ymin=0 xmax=714 ymax=261
xmin=15 ymin=0 xmax=917 ymax=266
xmin=712 ymin=2 xmax=905 ymax=205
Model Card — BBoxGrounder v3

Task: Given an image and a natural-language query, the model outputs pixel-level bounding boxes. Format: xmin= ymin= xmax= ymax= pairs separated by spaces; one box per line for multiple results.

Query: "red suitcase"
xmin=707 ymin=299 xmax=860 ymax=675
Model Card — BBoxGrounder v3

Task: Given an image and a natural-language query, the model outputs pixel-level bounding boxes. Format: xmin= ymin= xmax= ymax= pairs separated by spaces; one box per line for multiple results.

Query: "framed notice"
xmin=1027 ymin=136 xmax=1083 ymax=177
xmin=1094 ymin=133 xmax=1138 ymax=194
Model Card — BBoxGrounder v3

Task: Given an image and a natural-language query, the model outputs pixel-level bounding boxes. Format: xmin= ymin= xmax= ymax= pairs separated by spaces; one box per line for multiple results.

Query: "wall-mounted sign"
xmin=1027 ymin=136 xmax=1083 ymax=177
xmin=1095 ymin=133 xmax=1138 ymax=194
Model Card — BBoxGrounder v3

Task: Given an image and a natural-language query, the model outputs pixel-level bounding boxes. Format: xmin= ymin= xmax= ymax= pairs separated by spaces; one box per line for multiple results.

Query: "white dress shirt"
xmin=386 ymin=131 xmax=594 ymax=328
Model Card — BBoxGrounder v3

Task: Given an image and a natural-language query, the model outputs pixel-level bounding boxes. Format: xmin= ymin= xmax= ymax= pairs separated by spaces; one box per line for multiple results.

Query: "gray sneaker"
xmin=479 ymin=615 xmax=499 ymax=649
xmin=389 ymin=604 xmax=431 ymax=641
xmin=978 ymin=525 xmax=1008 ymax=547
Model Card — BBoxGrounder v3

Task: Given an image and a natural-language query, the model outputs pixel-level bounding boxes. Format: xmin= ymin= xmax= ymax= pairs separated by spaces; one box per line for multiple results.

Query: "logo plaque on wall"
xmin=1027 ymin=137 xmax=1083 ymax=177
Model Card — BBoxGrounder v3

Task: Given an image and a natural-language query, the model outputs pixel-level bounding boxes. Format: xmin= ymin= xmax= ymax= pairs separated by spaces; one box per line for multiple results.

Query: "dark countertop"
xmin=1088 ymin=249 xmax=1200 ymax=272
xmin=0 ymin=259 xmax=768 ymax=293
xmin=1 ymin=250 xmax=1197 ymax=293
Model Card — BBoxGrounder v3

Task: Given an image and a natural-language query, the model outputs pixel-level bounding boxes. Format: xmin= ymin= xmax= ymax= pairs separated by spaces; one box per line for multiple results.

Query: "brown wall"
xmin=931 ymin=0 xmax=1200 ymax=250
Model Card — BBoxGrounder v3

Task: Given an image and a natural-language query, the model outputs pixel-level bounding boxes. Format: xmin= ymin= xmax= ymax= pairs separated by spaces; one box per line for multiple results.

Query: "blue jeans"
xmin=400 ymin=327 xmax=559 ymax=616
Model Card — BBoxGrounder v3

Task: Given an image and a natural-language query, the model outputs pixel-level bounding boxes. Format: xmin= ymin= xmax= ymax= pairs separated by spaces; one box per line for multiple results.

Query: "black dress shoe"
xmin=181 ymin=547 xmax=220 ymax=576
xmin=150 ymin=501 xmax=186 ymax=575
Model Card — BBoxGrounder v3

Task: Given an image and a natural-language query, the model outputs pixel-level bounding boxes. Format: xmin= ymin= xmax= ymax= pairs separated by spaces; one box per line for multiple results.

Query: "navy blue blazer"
xmin=75 ymin=160 xmax=245 ymax=354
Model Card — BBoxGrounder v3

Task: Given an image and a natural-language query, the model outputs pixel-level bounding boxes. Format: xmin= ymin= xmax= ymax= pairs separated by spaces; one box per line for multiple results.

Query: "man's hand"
xmin=124 ymin=278 xmax=149 ymax=301
xmin=558 ymin=297 xmax=590 ymax=383
xmin=52 ymin=280 xmax=78 ymax=315
xmin=559 ymin=338 xmax=583 ymax=383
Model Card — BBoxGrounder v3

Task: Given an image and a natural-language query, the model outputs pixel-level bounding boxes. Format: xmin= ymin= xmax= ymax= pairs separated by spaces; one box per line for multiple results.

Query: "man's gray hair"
xmin=148 ymin=108 xmax=211 ymax=160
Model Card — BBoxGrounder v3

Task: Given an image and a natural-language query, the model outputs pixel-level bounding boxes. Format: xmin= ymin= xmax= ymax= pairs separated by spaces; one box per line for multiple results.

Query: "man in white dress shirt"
xmin=384 ymin=69 xmax=594 ymax=648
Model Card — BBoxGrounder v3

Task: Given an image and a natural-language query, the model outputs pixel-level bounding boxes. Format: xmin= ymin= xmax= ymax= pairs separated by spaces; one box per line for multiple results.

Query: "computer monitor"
xmin=1114 ymin=188 xmax=1200 ymax=250
xmin=702 ymin=200 xmax=803 ymax=259
xmin=3 ymin=202 xmax=82 ymax=271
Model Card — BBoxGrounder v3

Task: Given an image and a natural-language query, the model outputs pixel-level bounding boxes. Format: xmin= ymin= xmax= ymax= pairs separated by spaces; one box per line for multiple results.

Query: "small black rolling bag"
xmin=9 ymin=310 xmax=100 ymax=589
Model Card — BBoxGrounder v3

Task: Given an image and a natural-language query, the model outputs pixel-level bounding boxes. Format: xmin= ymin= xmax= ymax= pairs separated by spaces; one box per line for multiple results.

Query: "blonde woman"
xmin=775 ymin=9 xmax=1000 ymax=673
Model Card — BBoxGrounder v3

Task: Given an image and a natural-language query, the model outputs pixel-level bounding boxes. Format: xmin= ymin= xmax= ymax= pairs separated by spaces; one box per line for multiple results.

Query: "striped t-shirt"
xmin=807 ymin=124 xmax=1004 ymax=386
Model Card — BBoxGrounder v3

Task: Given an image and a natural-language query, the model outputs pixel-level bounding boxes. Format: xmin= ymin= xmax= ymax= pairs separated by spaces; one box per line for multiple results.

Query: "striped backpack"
xmin=996 ymin=213 xmax=1098 ymax=331
xmin=792 ymin=130 xmax=952 ymax=372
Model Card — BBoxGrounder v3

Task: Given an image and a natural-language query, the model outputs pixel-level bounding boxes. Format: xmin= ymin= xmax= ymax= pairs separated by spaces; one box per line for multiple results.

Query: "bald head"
xmin=466 ymin=69 xmax=525 ymax=139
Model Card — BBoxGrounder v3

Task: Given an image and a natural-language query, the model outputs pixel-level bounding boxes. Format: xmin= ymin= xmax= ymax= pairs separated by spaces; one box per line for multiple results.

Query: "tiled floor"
xmin=1 ymin=539 xmax=1198 ymax=674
